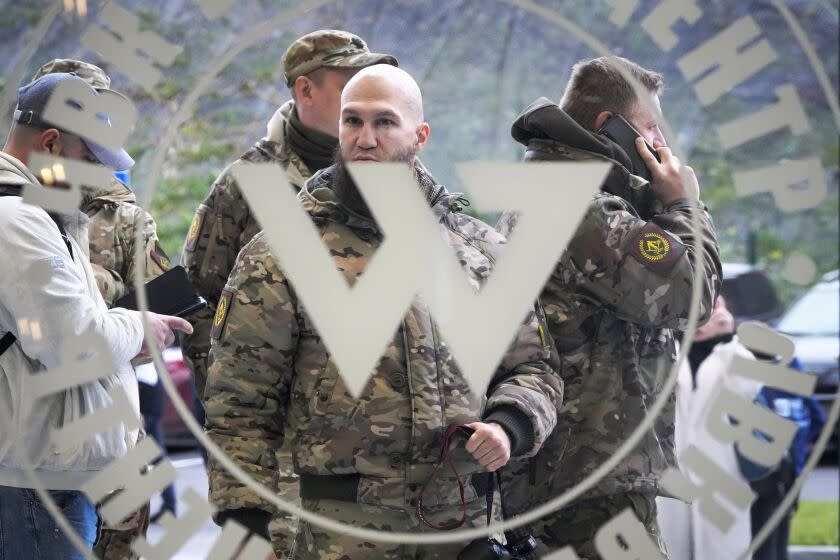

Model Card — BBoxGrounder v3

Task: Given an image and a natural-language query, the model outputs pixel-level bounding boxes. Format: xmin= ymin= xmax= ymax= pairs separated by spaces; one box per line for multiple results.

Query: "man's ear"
xmin=594 ymin=111 xmax=613 ymax=131
xmin=294 ymin=76 xmax=313 ymax=105
xmin=415 ymin=122 xmax=430 ymax=151
xmin=38 ymin=128 xmax=62 ymax=155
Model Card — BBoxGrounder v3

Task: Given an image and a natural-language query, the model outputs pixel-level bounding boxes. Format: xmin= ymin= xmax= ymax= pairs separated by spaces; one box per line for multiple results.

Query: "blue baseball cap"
xmin=14 ymin=73 xmax=134 ymax=171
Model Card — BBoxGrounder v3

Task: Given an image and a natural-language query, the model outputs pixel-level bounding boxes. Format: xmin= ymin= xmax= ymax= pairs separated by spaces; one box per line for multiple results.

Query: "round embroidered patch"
xmin=638 ymin=231 xmax=671 ymax=262
xmin=214 ymin=296 xmax=227 ymax=328
xmin=187 ymin=214 xmax=201 ymax=243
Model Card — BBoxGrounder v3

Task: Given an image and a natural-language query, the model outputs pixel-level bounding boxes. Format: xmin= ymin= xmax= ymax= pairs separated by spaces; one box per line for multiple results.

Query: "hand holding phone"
xmin=635 ymin=139 xmax=699 ymax=205
xmin=599 ymin=114 xmax=698 ymax=205
xmin=598 ymin=114 xmax=660 ymax=180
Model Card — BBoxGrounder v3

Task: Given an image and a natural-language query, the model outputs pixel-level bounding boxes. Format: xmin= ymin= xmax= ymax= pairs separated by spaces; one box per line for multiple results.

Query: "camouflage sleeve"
xmin=495 ymin=210 xmax=518 ymax=238
xmin=91 ymin=262 xmax=126 ymax=308
xmin=122 ymin=207 xmax=171 ymax=287
xmin=180 ymin=164 xmax=254 ymax=395
xmin=558 ymin=196 xmax=721 ymax=330
xmin=485 ymin=305 xmax=563 ymax=458
xmin=89 ymin=205 xmax=169 ymax=307
xmin=204 ymin=233 xmax=297 ymax=521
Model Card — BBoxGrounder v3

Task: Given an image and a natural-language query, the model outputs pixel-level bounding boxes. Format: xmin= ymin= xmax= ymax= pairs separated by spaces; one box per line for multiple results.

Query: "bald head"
xmin=339 ymin=64 xmax=430 ymax=164
xmin=342 ymin=64 xmax=424 ymax=124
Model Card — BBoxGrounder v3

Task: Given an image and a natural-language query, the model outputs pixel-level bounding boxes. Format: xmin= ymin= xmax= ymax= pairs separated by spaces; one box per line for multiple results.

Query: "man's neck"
xmin=1 ymin=144 xmax=28 ymax=166
xmin=296 ymin=109 xmax=330 ymax=137
xmin=287 ymin=107 xmax=338 ymax=173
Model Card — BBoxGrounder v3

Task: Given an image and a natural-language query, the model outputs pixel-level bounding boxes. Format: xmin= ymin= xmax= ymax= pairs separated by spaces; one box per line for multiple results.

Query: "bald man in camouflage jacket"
xmin=205 ymin=65 xmax=563 ymax=559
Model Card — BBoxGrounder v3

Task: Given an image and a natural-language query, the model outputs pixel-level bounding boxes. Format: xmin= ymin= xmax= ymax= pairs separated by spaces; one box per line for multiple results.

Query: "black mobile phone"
xmin=598 ymin=114 xmax=661 ymax=180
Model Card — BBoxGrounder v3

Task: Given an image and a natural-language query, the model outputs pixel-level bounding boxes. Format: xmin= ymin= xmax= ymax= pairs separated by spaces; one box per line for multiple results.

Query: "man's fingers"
xmin=472 ymin=441 xmax=499 ymax=462
xmin=164 ymin=315 xmax=193 ymax=335
xmin=635 ymin=137 xmax=658 ymax=165
xmin=478 ymin=449 xmax=502 ymax=467
xmin=465 ymin=431 xmax=486 ymax=454
xmin=654 ymin=145 xmax=673 ymax=164
xmin=465 ymin=432 xmax=477 ymax=453
xmin=478 ymin=447 xmax=509 ymax=471
xmin=466 ymin=432 xmax=489 ymax=454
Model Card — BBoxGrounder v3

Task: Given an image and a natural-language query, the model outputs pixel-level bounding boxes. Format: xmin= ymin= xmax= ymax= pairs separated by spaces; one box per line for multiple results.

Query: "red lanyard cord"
xmin=415 ymin=424 xmax=475 ymax=530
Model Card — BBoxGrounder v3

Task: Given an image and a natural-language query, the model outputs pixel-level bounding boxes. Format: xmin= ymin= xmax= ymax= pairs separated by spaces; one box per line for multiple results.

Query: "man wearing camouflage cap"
xmin=32 ymin=59 xmax=172 ymax=310
xmin=180 ymin=29 xmax=396 ymax=557
xmin=31 ymin=59 xmax=174 ymax=560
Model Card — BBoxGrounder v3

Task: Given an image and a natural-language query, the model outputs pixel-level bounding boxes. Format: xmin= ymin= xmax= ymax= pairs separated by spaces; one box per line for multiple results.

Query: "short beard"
xmin=331 ymin=147 xmax=417 ymax=218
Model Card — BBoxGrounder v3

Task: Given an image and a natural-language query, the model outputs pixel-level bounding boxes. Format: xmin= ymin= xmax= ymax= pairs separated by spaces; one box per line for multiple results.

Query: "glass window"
xmin=777 ymin=281 xmax=840 ymax=337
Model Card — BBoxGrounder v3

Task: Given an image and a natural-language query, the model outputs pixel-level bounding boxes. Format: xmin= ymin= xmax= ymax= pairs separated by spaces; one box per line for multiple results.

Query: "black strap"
xmin=485 ymin=472 xmax=494 ymax=526
xmin=483 ymin=471 xmax=510 ymax=526
xmin=485 ymin=470 xmax=528 ymax=549
xmin=0 ymin=331 xmax=15 ymax=358
xmin=49 ymin=213 xmax=74 ymax=262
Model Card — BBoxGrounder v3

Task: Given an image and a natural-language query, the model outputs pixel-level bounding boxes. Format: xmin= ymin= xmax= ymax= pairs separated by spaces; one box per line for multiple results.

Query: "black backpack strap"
xmin=0 ymin=331 xmax=15 ymax=358
xmin=48 ymin=213 xmax=74 ymax=262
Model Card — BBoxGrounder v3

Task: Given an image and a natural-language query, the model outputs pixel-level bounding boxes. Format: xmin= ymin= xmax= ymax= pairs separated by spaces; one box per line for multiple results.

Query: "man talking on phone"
xmin=497 ymin=57 xmax=721 ymax=558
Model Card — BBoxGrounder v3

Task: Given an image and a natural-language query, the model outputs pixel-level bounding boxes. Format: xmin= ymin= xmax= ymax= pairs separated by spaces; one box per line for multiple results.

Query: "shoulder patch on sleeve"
xmin=185 ymin=207 xmax=206 ymax=252
xmin=210 ymin=289 xmax=233 ymax=340
xmin=150 ymin=242 xmax=171 ymax=271
xmin=629 ymin=222 xmax=686 ymax=275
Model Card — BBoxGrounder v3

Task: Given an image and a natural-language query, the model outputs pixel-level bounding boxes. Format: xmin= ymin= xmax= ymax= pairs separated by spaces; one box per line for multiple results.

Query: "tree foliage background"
xmin=1 ymin=0 xmax=837 ymax=306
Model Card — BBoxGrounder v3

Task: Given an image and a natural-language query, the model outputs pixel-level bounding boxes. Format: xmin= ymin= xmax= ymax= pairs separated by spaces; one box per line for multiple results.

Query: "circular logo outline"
xmin=0 ymin=1 xmax=834 ymax=556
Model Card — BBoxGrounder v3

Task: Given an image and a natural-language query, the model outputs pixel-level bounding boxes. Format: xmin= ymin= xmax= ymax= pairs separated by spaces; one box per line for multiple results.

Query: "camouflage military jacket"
xmin=205 ymin=165 xmax=562 ymax=521
xmin=499 ymin=99 xmax=721 ymax=512
xmin=82 ymin=178 xmax=170 ymax=306
xmin=180 ymin=100 xmax=312 ymax=395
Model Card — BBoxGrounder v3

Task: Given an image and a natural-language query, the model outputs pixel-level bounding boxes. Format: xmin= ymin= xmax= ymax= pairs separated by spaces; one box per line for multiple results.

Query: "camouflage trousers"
xmin=528 ymin=493 xmax=668 ymax=559
xmin=92 ymin=502 xmax=150 ymax=559
xmin=268 ymin=441 xmax=299 ymax=559
xmin=289 ymin=498 xmax=489 ymax=560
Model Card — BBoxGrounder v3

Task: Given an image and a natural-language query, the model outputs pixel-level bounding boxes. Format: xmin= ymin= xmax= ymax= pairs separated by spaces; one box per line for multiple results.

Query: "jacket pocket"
xmin=46 ymin=378 xmax=128 ymax=471
xmin=540 ymin=426 xmax=572 ymax=494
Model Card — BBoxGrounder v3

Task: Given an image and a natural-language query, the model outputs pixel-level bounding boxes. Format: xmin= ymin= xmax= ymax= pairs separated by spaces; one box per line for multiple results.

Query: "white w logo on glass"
xmin=233 ymin=162 xmax=607 ymax=397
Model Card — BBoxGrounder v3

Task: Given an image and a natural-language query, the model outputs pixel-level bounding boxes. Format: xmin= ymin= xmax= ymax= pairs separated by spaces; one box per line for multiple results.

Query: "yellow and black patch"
xmin=150 ymin=242 xmax=171 ymax=272
xmin=629 ymin=223 xmax=685 ymax=274
xmin=184 ymin=207 xmax=206 ymax=252
xmin=210 ymin=289 xmax=233 ymax=340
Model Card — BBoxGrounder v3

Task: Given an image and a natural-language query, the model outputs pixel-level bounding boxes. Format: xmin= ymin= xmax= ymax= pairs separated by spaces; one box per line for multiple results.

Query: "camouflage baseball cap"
xmin=282 ymin=30 xmax=397 ymax=86
xmin=32 ymin=58 xmax=111 ymax=90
